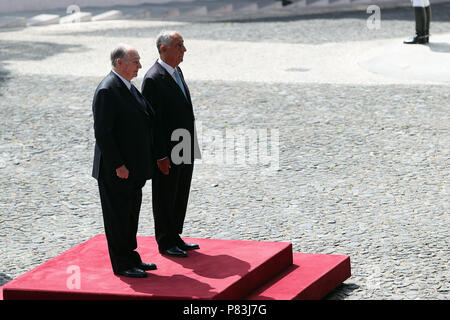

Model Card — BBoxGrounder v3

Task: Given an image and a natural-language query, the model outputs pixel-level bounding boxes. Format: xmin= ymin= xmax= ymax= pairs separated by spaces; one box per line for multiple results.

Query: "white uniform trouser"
xmin=412 ymin=0 xmax=430 ymax=7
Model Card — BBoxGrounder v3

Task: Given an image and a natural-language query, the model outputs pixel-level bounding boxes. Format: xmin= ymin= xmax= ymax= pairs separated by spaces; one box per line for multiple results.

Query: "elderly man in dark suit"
xmin=142 ymin=31 xmax=200 ymax=258
xmin=92 ymin=44 xmax=156 ymax=278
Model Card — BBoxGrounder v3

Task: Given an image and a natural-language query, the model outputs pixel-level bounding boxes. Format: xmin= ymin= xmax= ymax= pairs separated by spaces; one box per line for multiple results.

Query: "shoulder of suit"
xmin=95 ymin=73 xmax=124 ymax=97
xmin=98 ymin=72 xmax=119 ymax=87
xmin=144 ymin=64 xmax=166 ymax=80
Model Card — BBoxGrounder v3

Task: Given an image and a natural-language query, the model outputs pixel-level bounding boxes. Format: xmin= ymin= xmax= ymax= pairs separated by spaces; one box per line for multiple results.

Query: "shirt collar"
xmin=157 ymin=58 xmax=176 ymax=77
xmin=112 ymin=69 xmax=132 ymax=90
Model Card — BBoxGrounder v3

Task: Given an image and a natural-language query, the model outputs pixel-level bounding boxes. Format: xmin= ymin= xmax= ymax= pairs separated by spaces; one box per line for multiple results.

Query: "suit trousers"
xmin=97 ymin=165 xmax=146 ymax=273
xmin=152 ymin=163 xmax=194 ymax=250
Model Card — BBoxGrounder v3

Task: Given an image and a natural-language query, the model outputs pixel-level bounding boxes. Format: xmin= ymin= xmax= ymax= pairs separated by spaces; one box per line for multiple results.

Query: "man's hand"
xmin=116 ymin=165 xmax=129 ymax=179
xmin=157 ymin=157 xmax=171 ymax=175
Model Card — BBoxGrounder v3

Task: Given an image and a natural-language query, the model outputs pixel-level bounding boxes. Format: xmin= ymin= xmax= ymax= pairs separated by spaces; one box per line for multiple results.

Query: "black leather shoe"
xmin=160 ymin=246 xmax=188 ymax=257
xmin=139 ymin=262 xmax=157 ymax=271
xmin=179 ymin=242 xmax=200 ymax=251
xmin=115 ymin=267 xmax=147 ymax=278
xmin=404 ymin=35 xmax=427 ymax=44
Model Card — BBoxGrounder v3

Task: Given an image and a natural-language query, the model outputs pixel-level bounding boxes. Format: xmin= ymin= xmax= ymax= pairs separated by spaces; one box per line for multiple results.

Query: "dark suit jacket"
xmin=92 ymin=71 xmax=155 ymax=180
xmin=141 ymin=61 xmax=199 ymax=165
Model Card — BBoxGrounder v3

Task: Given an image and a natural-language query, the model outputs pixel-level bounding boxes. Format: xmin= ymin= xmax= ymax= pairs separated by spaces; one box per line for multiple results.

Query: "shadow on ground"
xmin=0 ymin=272 xmax=13 ymax=287
xmin=324 ymin=282 xmax=360 ymax=300
xmin=428 ymin=41 xmax=450 ymax=53
xmin=0 ymin=67 xmax=11 ymax=92
xmin=0 ymin=40 xmax=85 ymax=89
xmin=0 ymin=40 xmax=84 ymax=61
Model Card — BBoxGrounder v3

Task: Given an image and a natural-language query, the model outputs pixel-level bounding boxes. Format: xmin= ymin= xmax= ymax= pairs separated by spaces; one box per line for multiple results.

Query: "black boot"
xmin=404 ymin=7 xmax=427 ymax=44
xmin=424 ymin=5 xmax=431 ymax=44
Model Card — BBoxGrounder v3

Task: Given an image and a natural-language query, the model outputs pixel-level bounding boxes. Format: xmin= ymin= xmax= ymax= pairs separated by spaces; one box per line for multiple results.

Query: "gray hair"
xmin=156 ymin=30 xmax=177 ymax=54
xmin=110 ymin=44 xmax=129 ymax=67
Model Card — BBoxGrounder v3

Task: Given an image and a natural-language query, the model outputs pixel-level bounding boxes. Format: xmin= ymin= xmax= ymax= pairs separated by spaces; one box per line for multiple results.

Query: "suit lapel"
xmin=133 ymin=85 xmax=155 ymax=116
xmin=110 ymin=72 xmax=151 ymax=116
xmin=155 ymin=62 xmax=192 ymax=107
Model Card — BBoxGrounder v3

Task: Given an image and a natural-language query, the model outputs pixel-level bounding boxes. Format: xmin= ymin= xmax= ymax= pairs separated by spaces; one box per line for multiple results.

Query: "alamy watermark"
xmin=171 ymin=121 xmax=280 ymax=174
xmin=65 ymin=4 xmax=82 ymax=26
xmin=86 ymin=122 xmax=280 ymax=174
xmin=66 ymin=265 xmax=81 ymax=290
xmin=367 ymin=5 xmax=381 ymax=30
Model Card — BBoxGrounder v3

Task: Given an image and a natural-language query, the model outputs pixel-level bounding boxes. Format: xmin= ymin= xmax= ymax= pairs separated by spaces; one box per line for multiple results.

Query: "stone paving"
xmin=0 ymin=4 xmax=449 ymax=299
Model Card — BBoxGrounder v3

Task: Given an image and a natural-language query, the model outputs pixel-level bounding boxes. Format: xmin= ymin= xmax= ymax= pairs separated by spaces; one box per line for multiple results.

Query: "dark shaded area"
xmin=0 ymin=26 xmax=27 ymax=33
xmin=0 ymin=68 xmax=11 ymax=93
xmin=223 ymin=2 xmax=450 ymax=23
xmin=118 ymin=252 xmax=252 ymax=299
xmin=0 ymin=272 xmax=13 ymax=286
xmin=323 ymin=282 xmax=360 ymax=300
xmin=0 ymin=40 xmax=85 ymax=89
xmin=0 ymin=40 xmax=83 ymax=62
xmin=163 ymin=251 xmax=251 ymax=279
xmin=428 ymin=41 xmax=450 ymax=53
xmin=47 ymin=3 xmax=450 ymax=45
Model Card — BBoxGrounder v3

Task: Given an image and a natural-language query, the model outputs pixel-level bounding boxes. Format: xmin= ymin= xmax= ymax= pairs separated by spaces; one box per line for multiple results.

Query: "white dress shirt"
xmin=157 ymin=58 xmax=178 ymax=80
xmin=112 ymin=69 xmax=132 ymax=90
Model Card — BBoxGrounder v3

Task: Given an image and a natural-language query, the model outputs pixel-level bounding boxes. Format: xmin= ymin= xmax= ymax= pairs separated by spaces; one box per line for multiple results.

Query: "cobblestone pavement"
xmin=0 ymin=4 xmax=449 ymax=299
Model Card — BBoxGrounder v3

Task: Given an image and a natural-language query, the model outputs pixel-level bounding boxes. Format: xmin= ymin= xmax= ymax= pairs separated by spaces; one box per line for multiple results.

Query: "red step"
xmin=1 ymin=235 xmax=350 ymax=300
xmin=246 ymin=253 xmax=351 ymax=300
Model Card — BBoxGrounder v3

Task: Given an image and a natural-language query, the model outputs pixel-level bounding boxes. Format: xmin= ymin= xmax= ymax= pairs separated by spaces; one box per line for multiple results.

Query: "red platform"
xmin=1 ymin=235 xmax=350 ymax=300
xmin=246 ymin=253 xmax=351 ymax=300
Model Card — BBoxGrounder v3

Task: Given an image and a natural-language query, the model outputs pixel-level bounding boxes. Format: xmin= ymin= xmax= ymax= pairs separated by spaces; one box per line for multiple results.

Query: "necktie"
xmin=130 ymin=84 xmax=148 ymax=114
xmin=173 ymin=68 xmax=187 ymax=98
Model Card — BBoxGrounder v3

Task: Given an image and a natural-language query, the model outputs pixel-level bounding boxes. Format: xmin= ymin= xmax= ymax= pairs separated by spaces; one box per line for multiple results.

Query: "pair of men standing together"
xmin=92 ymin=31 xmax=200 ymax=278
